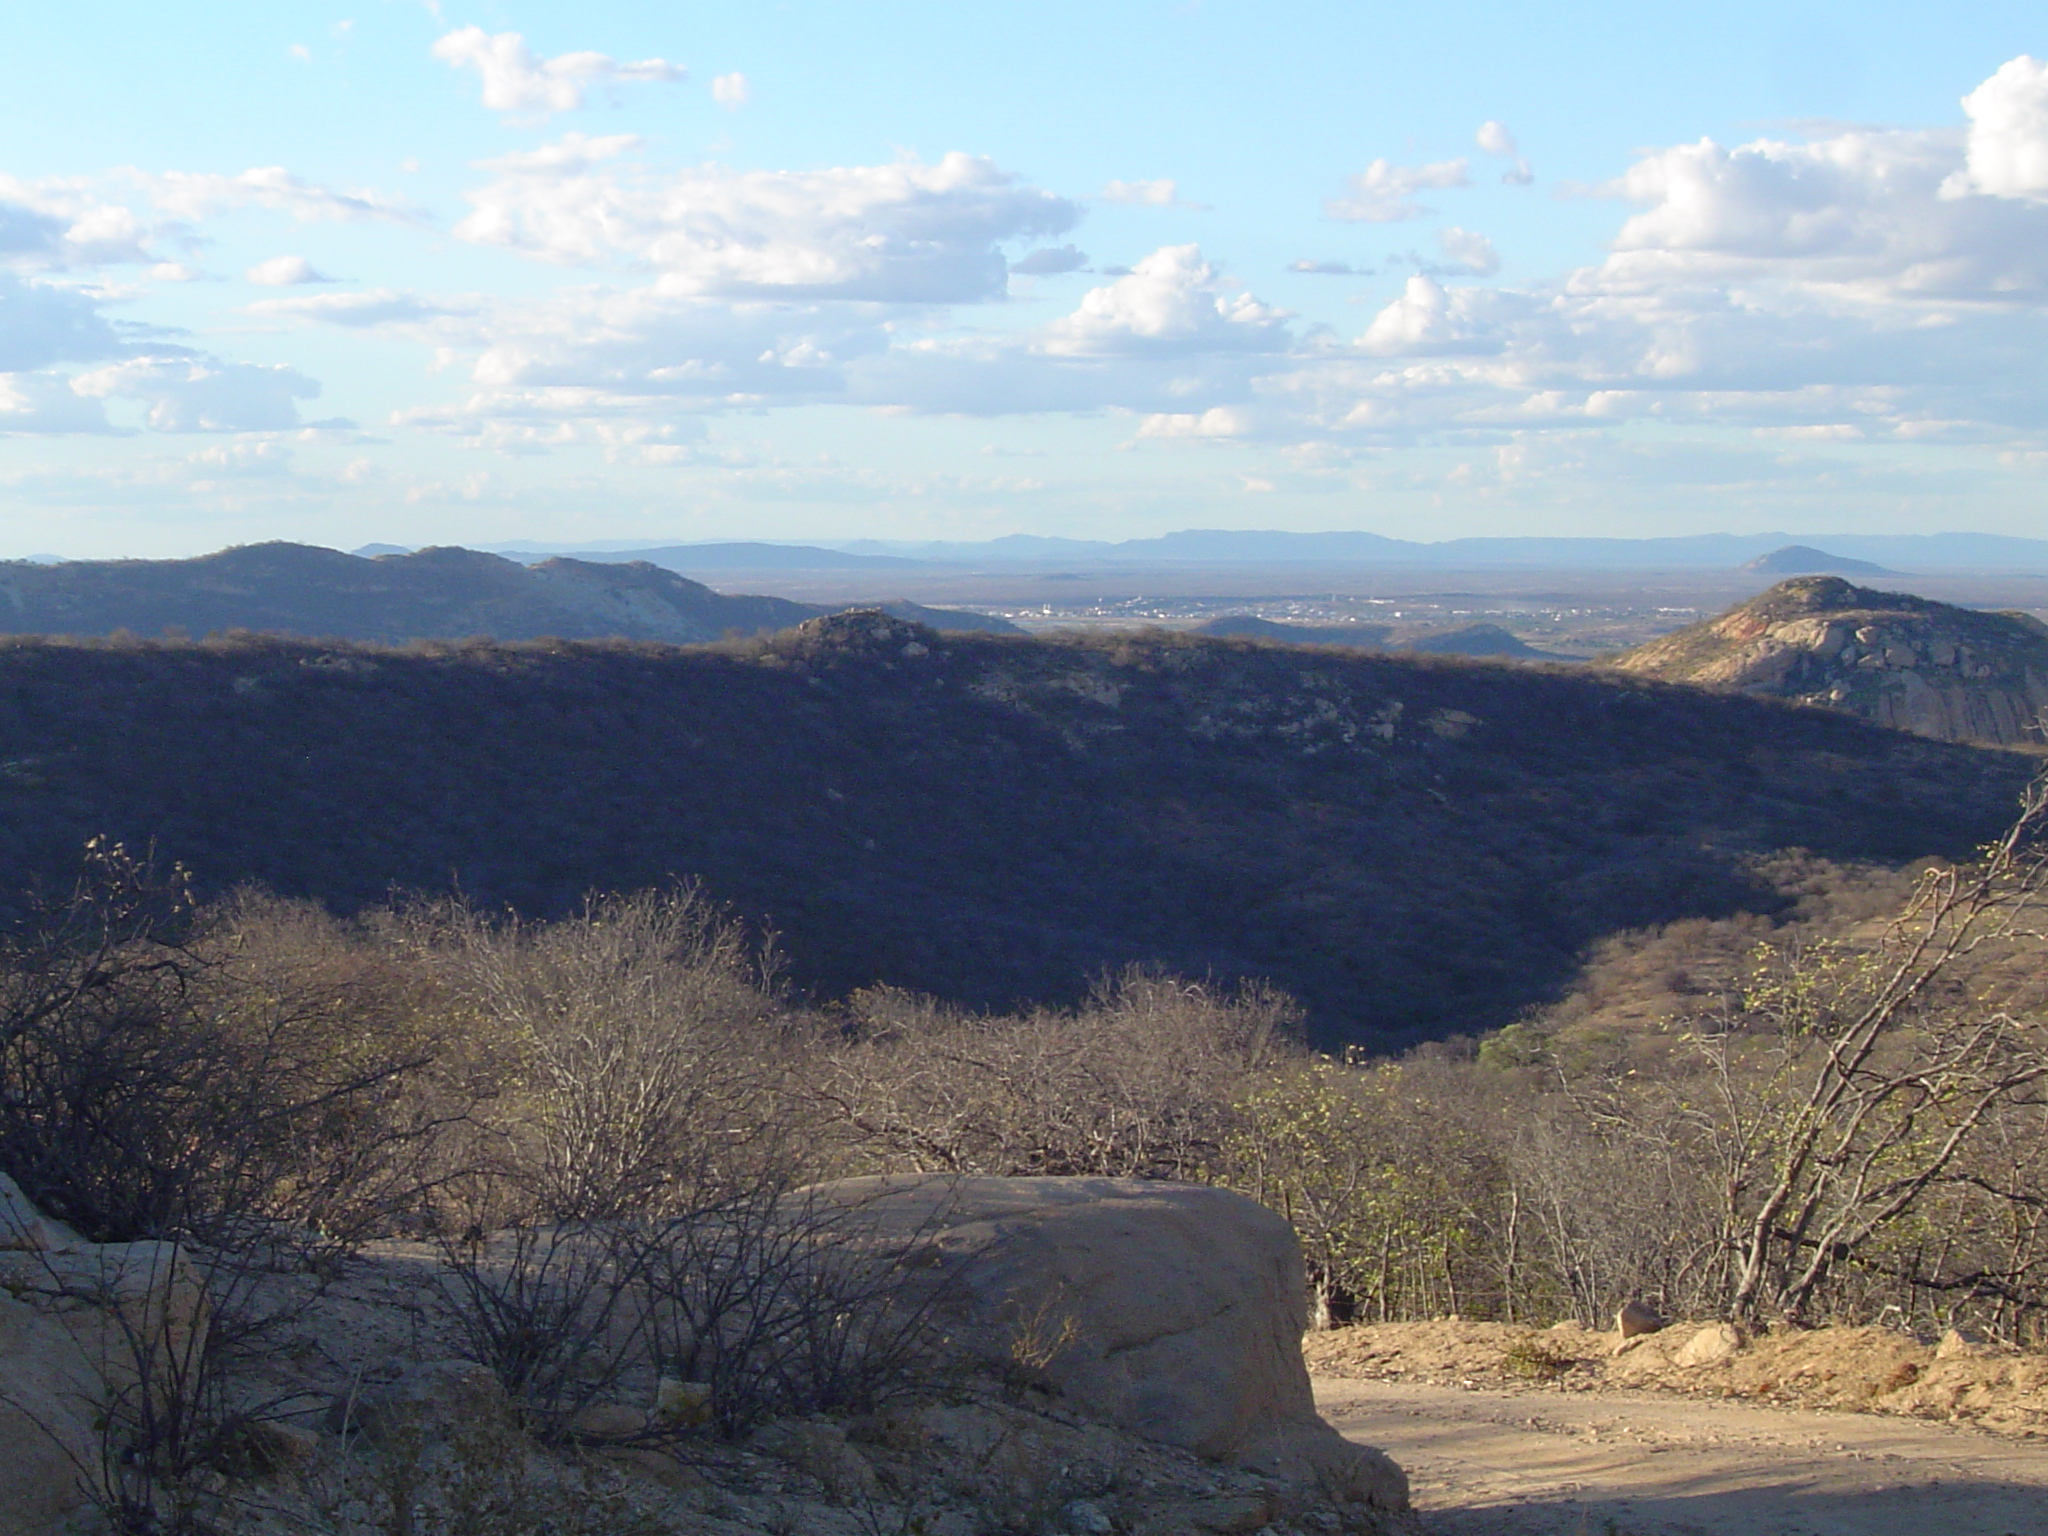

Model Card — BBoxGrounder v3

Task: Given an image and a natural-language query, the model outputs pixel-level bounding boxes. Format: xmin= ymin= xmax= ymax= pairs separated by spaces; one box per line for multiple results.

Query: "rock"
xmin=0 ymin=1240 xmax=211 ymax=1404
xmin=794 ymin=1174 xmax=1410 ymax=1514
xmin=326 ymin=1358 xmax=513 ymax=1444
xmin=1131 ymin=1492 xmax=1275 ymax=1535
xmin=1063 ymin=1497 xmax=1115 ymax=1534
xmin=1935 ymin=1327 xmax=1988 ymax=1360
xmin=1674 ymin=1323 xmax=1745 ymax=1367
xmin=655 ymin=1376 xmax=713 ymax=1426
xmin=567 ymin=1402 xmax=646 ymax=1439
xmin=751 ymin=1417 xmax=879 ymax=1501
xmin=0 ymin=1289 xmax=100 ymax=1536
xmin=1616 ymin=1299 xmax=1665 ymax=1339
xmin=215 ymin=1418 xmax=322 ymax=1477
xmin=0 ymin=1172 xmax=80 ymax=1253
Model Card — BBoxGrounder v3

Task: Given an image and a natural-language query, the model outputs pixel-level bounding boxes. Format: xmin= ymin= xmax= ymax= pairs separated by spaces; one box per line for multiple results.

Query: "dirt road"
xmin=1316 ymin=1376 xmax=2048 ymax=1536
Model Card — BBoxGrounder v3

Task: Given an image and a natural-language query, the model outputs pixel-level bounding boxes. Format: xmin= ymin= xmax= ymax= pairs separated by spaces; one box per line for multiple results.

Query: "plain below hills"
xmin=0 ymin=611 xmax=2027 ymax=1052
xmin=0 ymin=543 xmax=1019 ymax=644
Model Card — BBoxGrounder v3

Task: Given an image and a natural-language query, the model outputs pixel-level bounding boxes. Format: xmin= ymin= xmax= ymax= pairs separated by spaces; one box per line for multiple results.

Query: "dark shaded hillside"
xmin=0 ymin=615 xmax=2028 ymax=1049
xmin=0 ymin=543 xmax=1019 ymax=642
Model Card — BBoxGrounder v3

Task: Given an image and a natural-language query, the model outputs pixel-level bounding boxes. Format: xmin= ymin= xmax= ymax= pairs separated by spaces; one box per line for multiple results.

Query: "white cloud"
xmin=1103 ymin=178 xmax=1180 ymax=206
xmin=1476 ymin=121 xmax=1534 ymax=185
xmin=0 ymin=179 xmax=156 ymax=267
xmin=432 ymin=26 xmax=685 ymax=118
xmin=1327 ymin=158 xmax=1470 ymax=222
xmin=72 ymin=354 xmax=322 ymax=432
xmin=1289 ymin=259 xmax=1363 ymax=275
xmin=0 ymin=371 xmax=113 ymax=434
xmin=1011 ymin=244 xmax=1088 ymax=275
xmin=455 ymin=142 xmax=1079 ymax=302
xmin=245 ymin=255 xmax=334 ymax=286
xmin=1042 ymin=245 xmax=1290 ymax=355
xmin=1136 ymin=406 xmax=1253 ymax=439
xmin=1956 ymin=55 xmax=2048 ymax=201
xmin=140 ymin=166 xmax=418 ymax=225
xmin=249 ymin=288 xmax=477 ymax=328
xmin=0 ymin=273 xmax=127 ymax=370
xmin=711 ymin=72 xmax=750 ymax=110
xmin=1436 ymin=226 xmax=1499 ymax=276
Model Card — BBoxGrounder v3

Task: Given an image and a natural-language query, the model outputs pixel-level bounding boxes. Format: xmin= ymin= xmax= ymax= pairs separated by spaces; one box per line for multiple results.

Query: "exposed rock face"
xmin=0 ymin=1184 xmax=210 ymax=1536
xmin=798 ymin=1174 xmax=1410 ymax=1513
xmin=1611 ymin=577 xmax=2048 ymax=745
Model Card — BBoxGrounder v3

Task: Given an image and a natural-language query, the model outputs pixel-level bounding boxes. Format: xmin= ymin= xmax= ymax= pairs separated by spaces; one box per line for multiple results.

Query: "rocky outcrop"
xmin=1611 ymin=577 xmax=2048 ymax=745
xmin=0 ymin=1174 xmax=211 ymax=1536
xmin=797 ymin=1174 xmax=1411 ymax=1515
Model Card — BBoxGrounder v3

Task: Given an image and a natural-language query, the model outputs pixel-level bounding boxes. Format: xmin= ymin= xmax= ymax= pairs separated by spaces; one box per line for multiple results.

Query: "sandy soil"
xmin=1318 ymin=1377 xmax=2048 ymax=1536
xmin=1310 ymin=1321 xmax=2048 ymax=1535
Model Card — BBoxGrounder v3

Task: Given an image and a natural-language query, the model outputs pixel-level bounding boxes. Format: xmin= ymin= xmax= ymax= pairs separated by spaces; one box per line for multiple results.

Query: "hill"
xmin=0 ymin=543 xmax=1018 ymax=642
xmin=1397 ymin=622 xmax=1562 ymax=659
xmin=0 ymin=614 xmax=2026 ymax=1050
xmin=1739 ymin=544 xmax=1895 ymax=576
xmin=1192 ymin=616 xmax=1392 ymax=647
xmin=1610 ymin=577 xmax=2048 ymax=745
xmin=1191 ymin=617 xmax=1564 ymax=659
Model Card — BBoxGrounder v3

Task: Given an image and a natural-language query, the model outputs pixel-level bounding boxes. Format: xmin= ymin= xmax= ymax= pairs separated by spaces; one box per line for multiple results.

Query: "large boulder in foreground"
xmin=800 ymin=1174 xmax=1409 ymax=1513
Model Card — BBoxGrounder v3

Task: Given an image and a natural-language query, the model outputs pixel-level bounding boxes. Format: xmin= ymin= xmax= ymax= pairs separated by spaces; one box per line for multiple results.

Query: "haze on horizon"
xmin=6 ymin=1 xmax=2048 ymax=559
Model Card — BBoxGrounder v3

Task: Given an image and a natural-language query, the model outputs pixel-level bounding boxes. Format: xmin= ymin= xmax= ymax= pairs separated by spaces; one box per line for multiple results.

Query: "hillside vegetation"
xmin=0 ymin=610 xmax=2027 ymax=1050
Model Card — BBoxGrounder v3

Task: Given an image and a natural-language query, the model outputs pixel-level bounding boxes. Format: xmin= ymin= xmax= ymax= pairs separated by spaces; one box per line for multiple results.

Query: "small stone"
xmin=1616 ymin=1299 xmax=1665 ymax=1338
xmin=1935 ymin=1327 xmax=1987 ymax=1360
xmin=1063 ymin=1497 xmax=1115 ymax=1534
xmin=1675 ymin=1323 xmax=1745 ymax=1368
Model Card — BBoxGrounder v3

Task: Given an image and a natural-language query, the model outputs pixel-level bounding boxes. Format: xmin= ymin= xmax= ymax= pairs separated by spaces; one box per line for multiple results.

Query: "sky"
xmin=6 ymin=2 xmax=2048 ymax=557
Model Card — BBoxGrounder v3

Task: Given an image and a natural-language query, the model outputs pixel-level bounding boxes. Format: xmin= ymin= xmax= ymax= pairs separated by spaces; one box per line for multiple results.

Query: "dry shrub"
xmin=816 ymin=968 xmax=1296 ymax=1180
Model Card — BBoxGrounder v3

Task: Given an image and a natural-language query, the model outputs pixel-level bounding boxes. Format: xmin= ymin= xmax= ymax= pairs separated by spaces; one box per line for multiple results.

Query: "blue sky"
xmin=5 ymin=1 xmax=2048 ymax=556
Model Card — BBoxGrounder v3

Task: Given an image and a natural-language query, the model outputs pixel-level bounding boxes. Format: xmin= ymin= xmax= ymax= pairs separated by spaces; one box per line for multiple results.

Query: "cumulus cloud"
xmin=1327 ymin=159 xmax=1470 ymax=222
xmin=1103 ymin=178 xmax=1181 ymax=206
xmin=0 ymin=273 xmax=128 ymax=371
xmin=1476 ymin=121 xmax=1534 ymax=185
xmin=1010 ymin=244 xmax=1088 ymax=275
xmin=1041 ymin=245 xmax=1290 ymax=355
xmin=72 ymin=354 xmax=321 ymax=432
xmin=1956 ymin=55 xmax=2048 ymax=201
xmin=247 ymin=288 xmax=479 ymax=328
xmin=0 ymin=371 xmax=113 ymax=434
xmin=141 ymin=166 xmax=418 ymax=225
xmin=0 ymin=179 xmax=157 ymax=267
xmin=432 ymin=27 xmax=685 ymax=117
xmin=711 ymin=72 xmax=750 ymax=110
xmin=245 ymin=255 xmax=334 ymax=286
xmin=455 ymin=142 xmax=1079 ymax=302
xmin=1436 ymin=227 xmax=1500 ymax=276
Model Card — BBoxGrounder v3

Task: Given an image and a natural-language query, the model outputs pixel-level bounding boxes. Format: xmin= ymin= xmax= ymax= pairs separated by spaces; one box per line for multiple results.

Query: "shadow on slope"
xmin=0 ymin=616 xmax=2027 ymax=1051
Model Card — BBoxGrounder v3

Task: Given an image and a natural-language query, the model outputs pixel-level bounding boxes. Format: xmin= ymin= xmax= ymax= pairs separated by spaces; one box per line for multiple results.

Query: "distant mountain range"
xmin=0 ymin=544 xmax=1019 ymax=643
xmin=454 ymin=530 xmax=2048 ymax=573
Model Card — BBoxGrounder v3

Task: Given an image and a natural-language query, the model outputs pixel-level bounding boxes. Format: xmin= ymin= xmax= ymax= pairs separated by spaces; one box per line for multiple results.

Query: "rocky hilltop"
xmin=1610 ymin=577 xmax=2048 ymax=746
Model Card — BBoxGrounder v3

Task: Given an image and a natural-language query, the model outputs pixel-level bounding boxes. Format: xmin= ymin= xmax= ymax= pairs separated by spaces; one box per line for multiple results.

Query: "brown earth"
xmin=1310 ymin=1320 xmax=2048 ymax=1534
